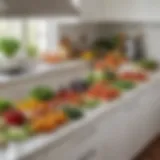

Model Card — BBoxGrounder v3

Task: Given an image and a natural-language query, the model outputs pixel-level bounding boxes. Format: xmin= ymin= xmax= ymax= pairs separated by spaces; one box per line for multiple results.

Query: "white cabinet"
xmin=21 ymin=79 xmax=160 ymax=160
xmin=80 ymin=0 xmax=160 ymax=22
xmin=22 ymin=125 xmax=100 ymax=160
xmin=4 ymin=74 xmax=160 ymax=160
xmin=93 ymin=80 xmax=160 ymax=160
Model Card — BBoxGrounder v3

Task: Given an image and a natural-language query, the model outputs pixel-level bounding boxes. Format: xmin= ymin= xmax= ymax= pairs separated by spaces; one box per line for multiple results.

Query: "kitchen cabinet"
xmin=91 ymin=79 xmax=160 ymax=160
xmin=80 ymin=0 xmax=160 ymax=22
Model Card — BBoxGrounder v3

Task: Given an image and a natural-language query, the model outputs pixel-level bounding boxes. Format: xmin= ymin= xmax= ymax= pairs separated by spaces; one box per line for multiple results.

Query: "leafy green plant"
xmin=0 ymin=37 xmax=21 ymax=58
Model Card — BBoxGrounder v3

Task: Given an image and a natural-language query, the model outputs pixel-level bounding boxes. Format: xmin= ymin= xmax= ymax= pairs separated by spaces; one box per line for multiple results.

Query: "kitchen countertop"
xmin=0 ymin=60 xmax=89 ymax=87
xmin=1 ymin=70 xmax=160 ymax=160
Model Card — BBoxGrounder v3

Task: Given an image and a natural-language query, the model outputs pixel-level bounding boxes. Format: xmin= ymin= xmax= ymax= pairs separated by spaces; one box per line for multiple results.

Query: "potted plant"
xmin=0 ymin=37 xmax=20 ymax=58
xmin=26 ymin=44 xmax=38 ymax=58
xmin=0 ymin=37 xmax=22 ymax=72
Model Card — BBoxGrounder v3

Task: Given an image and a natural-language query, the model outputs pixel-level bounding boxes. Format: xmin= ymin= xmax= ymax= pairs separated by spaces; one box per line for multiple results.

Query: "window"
xmin=0 ymin=17 xmax=79 ymax=54
xmin=0 ymin=18 xmax=48 ymax=53
xmin=27 ymin=19 xmax=47 ymax=52
xmin=0 ymin=18 xmax=23 ymax=40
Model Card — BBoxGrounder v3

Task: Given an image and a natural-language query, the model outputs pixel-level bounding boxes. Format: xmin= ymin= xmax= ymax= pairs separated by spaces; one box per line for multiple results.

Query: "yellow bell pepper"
xmin=82 ymin=51 xmax=94 ymax=60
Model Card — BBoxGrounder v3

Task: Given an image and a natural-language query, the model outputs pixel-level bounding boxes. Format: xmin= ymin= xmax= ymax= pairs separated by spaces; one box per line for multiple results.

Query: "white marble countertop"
xmin=0 ymin=60 xmax=89 ymax=87
xmin=1 ymin=70 xmax=160 ymax=160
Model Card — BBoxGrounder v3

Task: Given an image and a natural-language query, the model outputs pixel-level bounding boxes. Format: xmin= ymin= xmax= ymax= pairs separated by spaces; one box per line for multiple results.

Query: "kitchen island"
xmin=1 ymin=69 xmax=160 ymax=160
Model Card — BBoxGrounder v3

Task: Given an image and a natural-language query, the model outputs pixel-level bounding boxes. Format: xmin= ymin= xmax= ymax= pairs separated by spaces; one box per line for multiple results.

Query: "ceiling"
xmin=1 ymin=0 xmax=79 ymax=17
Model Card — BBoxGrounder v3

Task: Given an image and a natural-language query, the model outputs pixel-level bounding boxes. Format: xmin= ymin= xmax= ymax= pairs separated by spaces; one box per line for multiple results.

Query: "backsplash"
xmin=58 ymin=22 xmax=99 ymax=45
xmin=58 ymin=22 xmax=160 ymax=61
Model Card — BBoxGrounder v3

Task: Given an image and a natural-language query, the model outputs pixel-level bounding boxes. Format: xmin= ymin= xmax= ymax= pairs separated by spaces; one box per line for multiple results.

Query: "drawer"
xmin=21 ymin=124 xmax=97 ymax=160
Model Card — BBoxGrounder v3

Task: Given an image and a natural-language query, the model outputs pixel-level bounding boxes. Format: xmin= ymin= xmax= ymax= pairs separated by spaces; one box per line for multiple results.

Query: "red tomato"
xmin=102 ymin=88 xmax=120 ymax=100
xmin=120 ymin=72 xmax=147 ymax=82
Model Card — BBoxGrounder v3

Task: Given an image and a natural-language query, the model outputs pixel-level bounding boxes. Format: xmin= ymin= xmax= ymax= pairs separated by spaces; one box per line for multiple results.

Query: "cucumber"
xmin=112 ymin=80 xmax=135 ymax=90
xmin=63 ymin=107 xmax=83 ymax=120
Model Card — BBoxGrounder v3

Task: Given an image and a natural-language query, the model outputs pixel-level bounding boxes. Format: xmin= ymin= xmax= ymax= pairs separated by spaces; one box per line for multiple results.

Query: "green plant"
xmin=91 ymin=36 xmax=119 ymax=58
xmin=0 ymin=37 xmax=21 ymax=58
xmin=27 ymin=45 xmax=38 ymax=57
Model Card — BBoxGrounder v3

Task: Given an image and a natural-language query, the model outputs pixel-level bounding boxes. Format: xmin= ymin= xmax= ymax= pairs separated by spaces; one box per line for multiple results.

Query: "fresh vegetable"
xmin=0 ymin=99 xmax=13 ymax=113
xmin=30 ymin=86 xmax=55 ymax=101
xmin=87 ymin=84 xmax=120 ymax=100
xmin=112 ymin=80 xmax=135 ymax=90
xmin=138 ymin=59 xmax=158 ymax=70
xmin=3 ymin=110 xmax=26 ymax=126
xmin=83 ymin=98 xmax=100 ymax=108
xmin=82 ymin=51 xmax=94 ymax=60
xmin=63 ymin=107 xmax=83 ymax=120
xmin=31 ymin=111 xmax=67 ymax=133
xmin=119 ymin=72 xmax=147 ymax=82
xmin=0 ymin=130 xmax=7 ymax=145
xmin=86 ymin=71 xmax=105 ymax=85
xmin=17 ymin=98 xmax=40 ymax=111
xmin=70 ymin=80 xmax=89 ymax=93
xmin=6 ymin=126 xmax=30 ymax=141
xmin=0 ymin=117 xmax=5 ymax=129
xmin=57 ymin=88 xmax=70 ymax=98
xmin=104 ymin=70 xmax=117 ymax=81
xmin=0 ymin=37 xmax=20 ymax=57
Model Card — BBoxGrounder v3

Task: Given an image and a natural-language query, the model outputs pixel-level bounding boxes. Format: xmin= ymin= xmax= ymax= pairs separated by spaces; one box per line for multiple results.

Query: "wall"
xmin=58 ymin=22 xmax=99 ymax=45
xmin=57 ymin=22 xmax=160 ymax=61
xmin=96 ymin=23 xmax=160 ymax=61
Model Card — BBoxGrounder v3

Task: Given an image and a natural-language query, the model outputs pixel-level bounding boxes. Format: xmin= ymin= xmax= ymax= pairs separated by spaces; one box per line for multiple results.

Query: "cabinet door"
xmin=92 ymin=100 xmax=137 ymax=160
xmin=128 ymin=81 xmax=160 ymax=158
xmin=92 ymin=81 xmax=160 ymax=160
xmin=21 ymin=124 xmax=98 ymax=160
xmin=81 ymin=0 xmax=160 ymax=22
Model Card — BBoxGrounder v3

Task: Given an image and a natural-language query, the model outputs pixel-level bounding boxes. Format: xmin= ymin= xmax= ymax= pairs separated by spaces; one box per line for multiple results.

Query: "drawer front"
xmin=21 ymin=125 xmax=97 ymax=160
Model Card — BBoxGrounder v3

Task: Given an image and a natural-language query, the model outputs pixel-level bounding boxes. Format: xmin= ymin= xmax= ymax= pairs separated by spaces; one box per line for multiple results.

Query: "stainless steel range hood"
xmin=2 ymin=0 xmax=79 ymax=16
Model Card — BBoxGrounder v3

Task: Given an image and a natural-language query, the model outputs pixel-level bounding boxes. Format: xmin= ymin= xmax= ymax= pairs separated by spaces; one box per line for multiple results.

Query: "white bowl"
xmin=0 ymin=53 xmax=39 ymax=72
